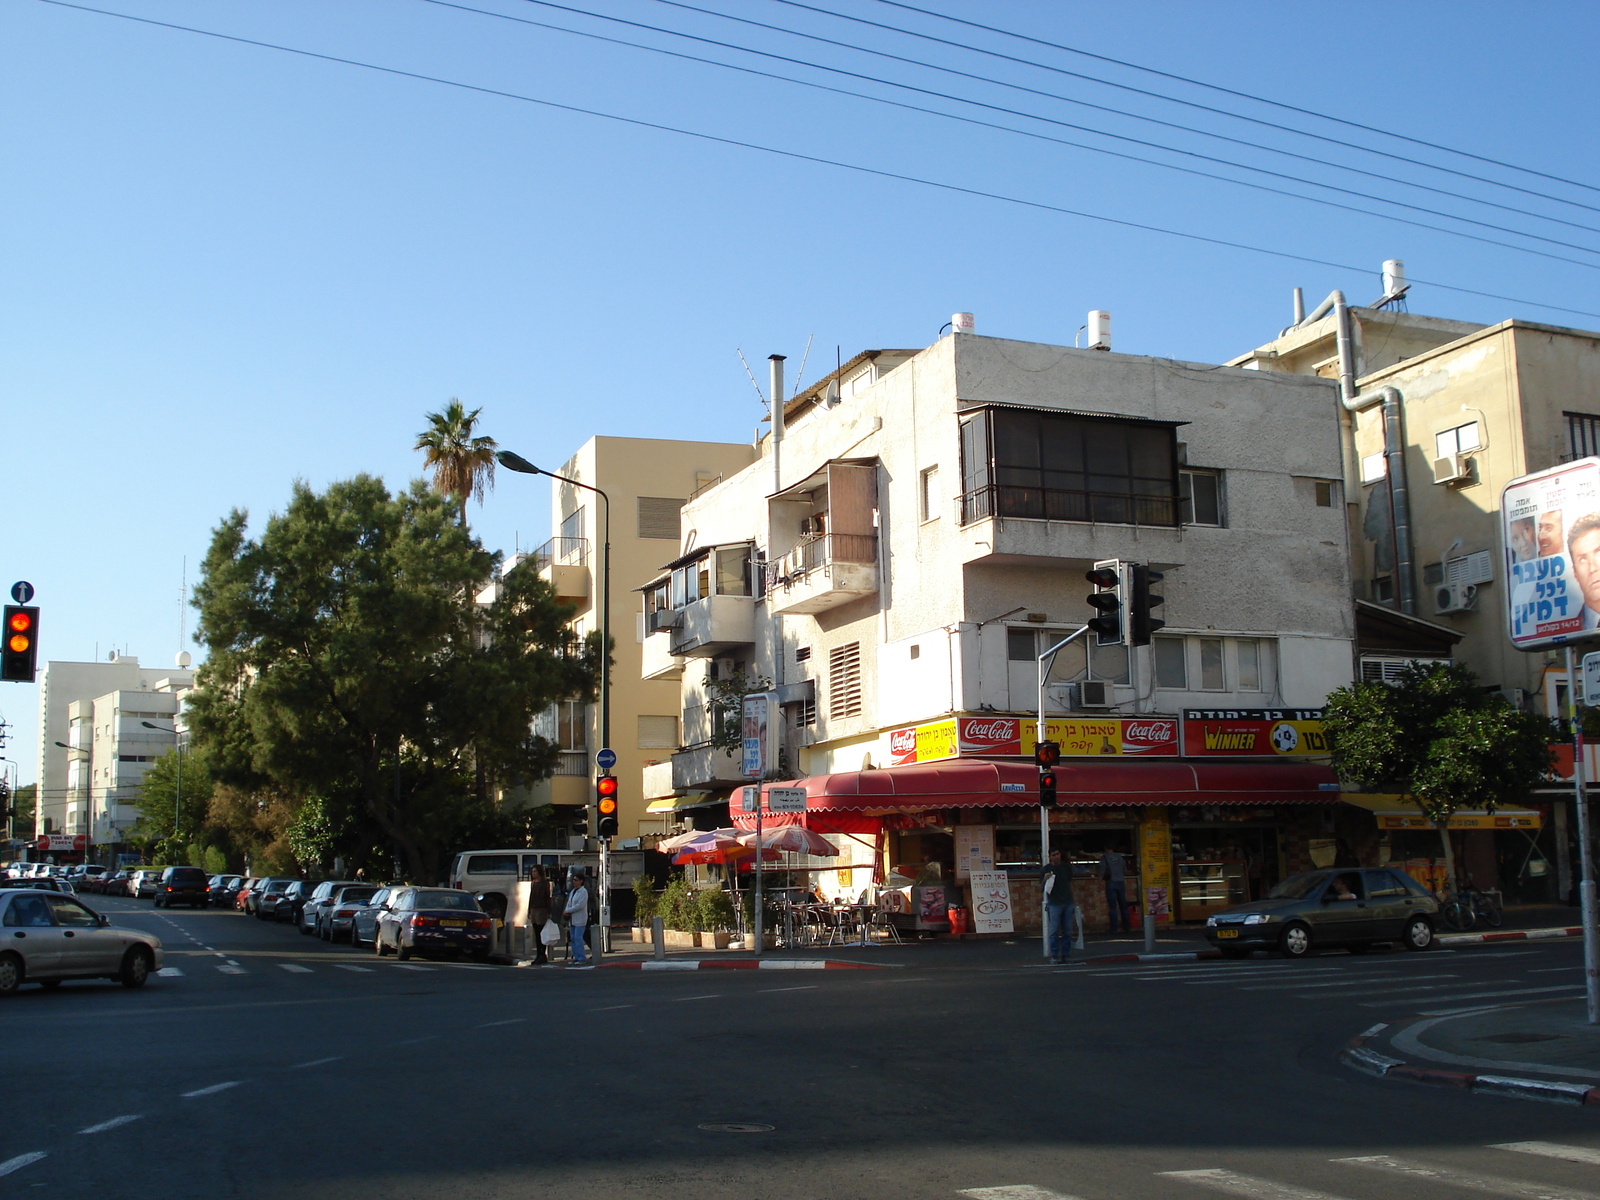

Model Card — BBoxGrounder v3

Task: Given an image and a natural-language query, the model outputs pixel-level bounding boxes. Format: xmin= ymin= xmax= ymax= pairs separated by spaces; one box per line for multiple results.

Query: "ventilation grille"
xmin=1360 ymin=656 xmax=1450 ymax=684
xmin=637 ymin=715 xmax=679 ymax=749
xmin=795 ymin=646 xmax=811 ymax=662
xmin=637 ymin=496 xmax=685 ymax=541
xmin=828 ymin=642 xmax=862 ymax=720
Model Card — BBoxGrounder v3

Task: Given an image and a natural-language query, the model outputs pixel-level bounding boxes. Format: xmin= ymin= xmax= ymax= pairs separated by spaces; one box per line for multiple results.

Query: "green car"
xmin=1204 ymin=867 xmax=1440 ymax=958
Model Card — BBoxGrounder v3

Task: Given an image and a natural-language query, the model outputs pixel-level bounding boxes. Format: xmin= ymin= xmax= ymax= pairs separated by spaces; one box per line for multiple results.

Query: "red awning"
xmin=730 ymin=758 xmax=1339 ymax=826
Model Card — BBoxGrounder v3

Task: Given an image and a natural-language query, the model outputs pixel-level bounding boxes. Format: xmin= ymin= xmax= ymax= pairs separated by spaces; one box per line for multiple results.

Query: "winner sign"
xmin=1503 ymin=457 xmax=1600 ymax=650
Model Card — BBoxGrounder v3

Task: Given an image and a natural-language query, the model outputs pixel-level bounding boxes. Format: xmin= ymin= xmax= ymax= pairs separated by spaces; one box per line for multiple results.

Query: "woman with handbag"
xmin=527 ymin=864 xmax=554 ymax=966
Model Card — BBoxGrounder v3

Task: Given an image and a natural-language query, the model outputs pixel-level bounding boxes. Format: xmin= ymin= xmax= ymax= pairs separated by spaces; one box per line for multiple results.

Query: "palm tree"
xmin=415 ymin=400 xmax=497 ymax=526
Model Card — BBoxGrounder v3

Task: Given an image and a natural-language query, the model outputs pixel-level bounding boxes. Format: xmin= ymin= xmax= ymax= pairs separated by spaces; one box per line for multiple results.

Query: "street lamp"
xmin=141 ymin=722 xmax=181 ymax=857
xmin=498 ymin=449 xmax=612 ymax=956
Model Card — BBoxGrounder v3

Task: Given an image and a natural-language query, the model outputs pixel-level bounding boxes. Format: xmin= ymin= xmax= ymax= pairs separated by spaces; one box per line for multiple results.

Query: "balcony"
xmin=641 ymin=626 xmax=684 ymax=681
xmin=671 ymin=743 xmax=747 ymax=791
xmin=531 ymin=536 xmax=590 ymax=609
xmin=955 ymin=484 xmax=1186 ymax=567
xmin=553 ymin=750 xmax=589 ymax=776
xmin=668 ymin=593 xmax=755 ymax=657
xmin=642 ymin=760 xmax=677 ymax=800
xmin=761 ymin=533 xmax=878 ymax=616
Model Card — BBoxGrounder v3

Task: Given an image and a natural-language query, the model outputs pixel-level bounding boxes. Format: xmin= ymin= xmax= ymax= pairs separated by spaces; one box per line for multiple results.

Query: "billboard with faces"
xmin=1503 ymin=458 xmax=1600 ymax=650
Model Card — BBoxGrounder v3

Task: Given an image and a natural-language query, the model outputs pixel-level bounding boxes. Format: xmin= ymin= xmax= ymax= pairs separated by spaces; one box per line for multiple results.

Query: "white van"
xmin=447 ymin=848 xmax=647 ymax=919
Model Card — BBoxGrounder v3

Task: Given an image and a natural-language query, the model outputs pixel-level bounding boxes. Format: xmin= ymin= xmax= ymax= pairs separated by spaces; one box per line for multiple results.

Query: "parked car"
xmin=347 ymin=887 xmax=393 ymax=950
xmin=235 ymin=877 xmax=262 ymax=912
xmin=254 ymin=879 xmax=295 ymax=920
xmin=207 ymin=875 xmax=243 ymax=908
xmin=317 ymin=885 xmax=378 ymax=942
xmin=0 ymin=888 xmax=164 ymax=994
xmin=131 ymin=870 xmax=165 ymax=900
xmin=154 ymin=866 xmax=209 ymax=909
xmin=374 ymin=888 xmax=492 ymax=961
xmin=100 ymin=871 xmax=133 ymax=897
xmin=1204 ymin=867 xmax=1440 ymax=958
xmin=0 ymin=877 xmax=72 ymax=893
xmin=293 ymin=880 xmax=359 ymax=935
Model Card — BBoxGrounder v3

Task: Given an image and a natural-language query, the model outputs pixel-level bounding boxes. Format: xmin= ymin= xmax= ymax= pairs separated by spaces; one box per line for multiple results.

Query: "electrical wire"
xmin=645 ymin=0 xmax=1600 ymax=234
xmin=866 ymin=0 xmax=1600 ymax=200
xmin=423 ymin=0 xmax=1600 ymax=268
xmin=28 ymin=0 xmax=1600 ymax=322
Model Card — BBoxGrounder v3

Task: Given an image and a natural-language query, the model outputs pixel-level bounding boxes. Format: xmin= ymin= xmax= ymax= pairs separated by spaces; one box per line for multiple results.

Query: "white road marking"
xmin=959 ymin=1187 xmax=1087 ymax=1200
xmin=78 ymin=1115 xmax=143 ymax=1134
xmin=1528 ymin=967 xmax=1585 ymax=974
xmin=156 ymin=967 xmax=184 ymax=978
xmin=398 ymin=1035 xmax=441 ymax=1045
xmin=1159 ymin=1168 xmax=1345 ymax=1198
xmin=335 ymin=964 xmax=373 ymax=973
xmin=1245 ymin=975 xmax=1460 ymax=991
xmin=392 ymin=964 xmax=435 ymax=971
xmin=670 ymin=994 xmax=723 ymax=1001
xmin=289 ymin=1056 xmax=342 ymax=1069
xmin=181 ymin=1081 xmax=242 ymax=1098
xmin=1359 ymin=1023 xmax=1389 ymax=1037
xmin=758 ymin=985 xmax=819 ymax=993
xmin=478 ymin=1018 xmax=527 ymax=1027
xmin=278 ymin=964 xmax=313 ymax=974
xmin=217 ymin=965 xmax=247 ymax=975
xmin=1361 ymin=984 xmax=1582 ymax=1008
xmin=0 ymin=1152 xmax=47 ymax=1177
xmin=589 ymin=1005 xmax=636 ymax=1011
xmin=1334 ymin=1154 xmax=1600 ymax=1199
xmin=1495 ymin=1143 xmax=1600 ymax=1167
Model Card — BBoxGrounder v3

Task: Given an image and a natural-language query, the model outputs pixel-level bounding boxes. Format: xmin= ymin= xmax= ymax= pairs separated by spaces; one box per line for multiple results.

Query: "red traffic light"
xmin=1085 ymin=567 xmax=1118 ymax=589
xmin=1 ymin=605 xmax=39 ymax=682
xmin=596 ymin=774 xmax=619 ymax=815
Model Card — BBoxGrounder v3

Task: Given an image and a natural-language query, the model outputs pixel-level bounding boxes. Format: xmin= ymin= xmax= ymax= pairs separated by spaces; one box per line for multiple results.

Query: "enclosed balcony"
xmin=530 ymin=536 xmax=590 ymax=609
xmin=761 ymin=533 xmax=878 ymax=615
xmin=640 ymin=618 xmax=684 ymax=681
xmin=640 ymin=544 xmax=755 ymax=675
xmin=671 ymin=743 xmax=747 ymax=791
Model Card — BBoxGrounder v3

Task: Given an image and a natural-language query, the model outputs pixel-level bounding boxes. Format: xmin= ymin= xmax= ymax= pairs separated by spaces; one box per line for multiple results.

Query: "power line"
xmin=866 ymin=0 xmax=1600 ymax=200
xmin=29 ymin=0 xmax=1600 ymax=322
xmin=434 ymin=0 xmax=1600 ymax=270
xmin=645 ymin=0 xmax=1600 ymax=234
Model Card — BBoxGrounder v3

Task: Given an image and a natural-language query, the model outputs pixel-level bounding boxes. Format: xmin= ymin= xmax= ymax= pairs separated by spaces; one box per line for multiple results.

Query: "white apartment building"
xmin=641 ymin=320 xmax=1356 ymax=927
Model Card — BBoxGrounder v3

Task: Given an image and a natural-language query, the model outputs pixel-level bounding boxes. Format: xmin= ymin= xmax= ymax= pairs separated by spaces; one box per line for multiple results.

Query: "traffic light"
xmin=1038 ymin=770 xmax=1058 ymax=807
xmin=595 ymin=773 xmax=619 ymax=838
xmin=1129 ymin=564 xmax=1166 ymax=647
xmin=1034 ymin=740 xmax=1060 ymax=768
xmin=570 ymin=808 xmax=589 ymax=837
xmin=1085 ymin=560 xmax=1124 ymax=646
xmin=1 ymin=606 xmax=39 ymax=683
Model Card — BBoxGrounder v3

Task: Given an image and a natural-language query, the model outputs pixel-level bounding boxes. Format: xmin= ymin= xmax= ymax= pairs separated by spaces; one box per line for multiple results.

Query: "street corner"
xmin=1340 ymin=1006 xmax=1600 ymax=1107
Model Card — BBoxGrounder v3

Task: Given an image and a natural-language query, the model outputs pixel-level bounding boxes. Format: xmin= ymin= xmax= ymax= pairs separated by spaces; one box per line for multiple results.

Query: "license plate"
xmin=1216 ymin=928 xmax=1240 ymax=939
xmin=441 ymin=919 xmax=467 ymax=927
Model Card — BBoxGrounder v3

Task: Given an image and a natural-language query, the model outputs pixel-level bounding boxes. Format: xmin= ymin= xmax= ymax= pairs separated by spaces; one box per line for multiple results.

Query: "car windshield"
xmin=337 ymin=888 xmax=377 ymax=903
xmin=413 ymin=891 xmax=481 ymax=911
xmin=1267 ymin=871 xmax=1331 ymax=900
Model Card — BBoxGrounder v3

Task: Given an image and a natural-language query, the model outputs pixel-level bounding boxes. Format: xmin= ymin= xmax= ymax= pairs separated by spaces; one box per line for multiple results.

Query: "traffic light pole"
xmin=1037 ymin=624 xmax=1088 ymax=961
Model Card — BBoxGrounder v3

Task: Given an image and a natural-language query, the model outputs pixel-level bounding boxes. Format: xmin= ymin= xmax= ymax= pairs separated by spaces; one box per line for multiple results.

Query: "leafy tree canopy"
xmin=185 ymin=474 xmax=595 ymax=880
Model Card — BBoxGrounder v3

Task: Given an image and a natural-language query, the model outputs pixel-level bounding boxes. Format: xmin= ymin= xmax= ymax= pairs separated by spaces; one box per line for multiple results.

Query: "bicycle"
xmin=1439 ymin=884 xmax=1503 ymax=931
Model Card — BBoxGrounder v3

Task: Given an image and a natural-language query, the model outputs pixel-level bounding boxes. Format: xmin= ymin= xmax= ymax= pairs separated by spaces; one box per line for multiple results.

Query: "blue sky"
xmin=3 ymin=0 xmax=1597 ymax=782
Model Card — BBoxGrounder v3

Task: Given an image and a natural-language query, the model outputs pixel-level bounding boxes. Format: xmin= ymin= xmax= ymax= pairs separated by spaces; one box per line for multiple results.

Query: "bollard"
xmin=652 ymin=915 xmax=666 ymax=961
xmin=1143 ymin=913 xmax=1155 ymax=954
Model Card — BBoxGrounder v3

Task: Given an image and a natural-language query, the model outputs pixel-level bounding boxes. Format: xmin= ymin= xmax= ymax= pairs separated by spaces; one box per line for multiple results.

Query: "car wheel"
xmin=375 ymin=932 xmax=388 ymax=956
xmin=0 ymin=953 xmax=21 ymax=996
xmin=153 ymin=896 xmax=163 ymax=909
xmin=120 ymin=946 xmax=153 ymax=989
xmin=1403 ymin=915 xmax=1434 ymax=951
xmin=1278 ymin=922 xmax=1314 ymax=958
xmin=350 ymin=926 xmax=363 ymax=949
xmin=299 ymin=918 xmax=313 ymax=936
xmin=396 ymin=940 xmax=412 ymax=961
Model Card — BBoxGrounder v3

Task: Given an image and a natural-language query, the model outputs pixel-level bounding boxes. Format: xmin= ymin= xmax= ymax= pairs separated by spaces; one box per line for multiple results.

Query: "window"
xmin=3 ymin=895 xmax=51 ymax=927
xmin=1154 ymin=637 xmax=1187 ymax=688
xmin=958 ymin=408 xmax=1179 ymax=526
xmin=715 ymin=546 xmax=751 ymax=596
xmin=637 ymin=496 xmax=685 ymax=540
xmin=45 ymin=896 xmax=99 ymax=928
xmin=828 ymin=642 xmax=863 ymax=719
xmin=1198 ymin=638 xmax=1225 ymax=690
xmin=638 ymin=715 xmax=679 ymax=749
xmin=1008 ymin=628 xmax=1037 ymax=662
xmin=1236 ymin=639 xmax=1261 ymax=691
xmin=560 ymin=506 xmax=584 ymax=545
xmin=1179 ymin=470 xmax=1223 ymax=526
xmin=1090 ymin=642 xmax=1130 ymax=685
xmin=1370 ymin=576 xmax=1395 ymax=602
xmin=909 ymin=644 xmax=920 ymax=660
xmin=1366 ymin=870 xmax=1411 ymax=898
xmin=556 ymin=700 xmax=586 ymax=751
xmin=1435 ymin=422 xmax=1482 ymax=459
xmin=1566 ymin=412 xmax=1600 ymax=461
xmin=1314 ymin=481 xmax=1334 ymax=507
xmin=919 ymin=466 xmax=940 ymax=522
xmin=1360 ymin=452 xmax=1387 ymax=483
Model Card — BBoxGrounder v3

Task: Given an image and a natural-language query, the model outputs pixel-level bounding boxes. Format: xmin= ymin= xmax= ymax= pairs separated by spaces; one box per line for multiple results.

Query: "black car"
xmin=207 ymin=875 xmax=243 ymax=908
xmin=253 ymin=879 xmax=295 ymax=920
xmin=1205 ymin=867 xmax=1441 ymax=958
xmin=154 ymin=866 xmax=209 ymax=909
xmin=277 ymin=880 xmax=322 ymax=926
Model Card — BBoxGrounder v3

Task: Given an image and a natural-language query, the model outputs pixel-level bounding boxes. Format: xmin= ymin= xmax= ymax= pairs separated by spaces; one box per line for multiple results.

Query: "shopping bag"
xmin=1072 ymin=906 xmax=1085 ymax=951
xmin=540 ymin=919 xmax=561 ymax=946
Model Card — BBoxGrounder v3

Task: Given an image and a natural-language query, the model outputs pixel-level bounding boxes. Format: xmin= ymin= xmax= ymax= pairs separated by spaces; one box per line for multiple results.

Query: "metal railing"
xmin=554 ymin=751 xmax=589 ymax=776
xmin=958 ymin=484 xmax=1179 ymax=528
xmin=760 ymin=533 xmax=877 ymax=591
xmin=529 ymin=536 xmax=589 ymax=570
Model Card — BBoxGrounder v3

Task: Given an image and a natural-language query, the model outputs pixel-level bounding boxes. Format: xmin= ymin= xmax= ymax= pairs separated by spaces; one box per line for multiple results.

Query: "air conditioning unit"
xmin=709 ymin=658 xmax=739 ymax=680
xmin=799 ymin=516 xmax=825 ymax=536
xmin=1076 ymin=680 xmax=1112 ymax=708
xmin=649 ymin=608 xmax=682 ymax=632
xmin=1432 ymin=454 xmax=1470 ymax=485
xmin=1435 ymin=582 xmax=1479 ymax=614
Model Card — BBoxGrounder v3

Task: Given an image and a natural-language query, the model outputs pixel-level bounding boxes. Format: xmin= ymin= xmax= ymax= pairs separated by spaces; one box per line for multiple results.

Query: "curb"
xmin=1340 ymin=1023 xmax=1600 ymax=1107
xmin=599 ymin=958 xmax=884 ymax=971
xmin=1436 ymin=925 xmax=1584 ymax=947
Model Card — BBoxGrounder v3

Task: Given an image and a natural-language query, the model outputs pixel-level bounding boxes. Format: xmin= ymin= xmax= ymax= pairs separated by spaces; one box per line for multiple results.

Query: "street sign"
xmin=1585 ymin=652 xmax=1600 ymax=707
xmin=9 ymin=581 xmax=33 ymax=604
xmin=767 ymin=787 xmax=807 ymax=813
xmin=595 ymin=748 xmax=616 ymax=770
xmin=741 ymin=786 xmax=759 ymax=813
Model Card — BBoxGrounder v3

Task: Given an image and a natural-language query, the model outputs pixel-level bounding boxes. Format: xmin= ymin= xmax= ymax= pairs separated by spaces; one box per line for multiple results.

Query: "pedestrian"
xmin=527 ymin=864 xmax=552 ymax=966
xmin=1042 ymin=848 xmax=1077 ymax=965
xmin=1099 ymin=846 xmax=1127 ymax=935
xmin=564 ymin=869 xmax=591 ymax=968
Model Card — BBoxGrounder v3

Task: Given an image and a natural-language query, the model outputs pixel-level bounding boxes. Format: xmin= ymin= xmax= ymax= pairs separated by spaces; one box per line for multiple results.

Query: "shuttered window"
xmin=637 ymin=715 xmax=680 ymax=749
xmin=828 ymin=642 xmax=863 ymax=720
xmin=637 ymin=496 xmax=685 ymax=540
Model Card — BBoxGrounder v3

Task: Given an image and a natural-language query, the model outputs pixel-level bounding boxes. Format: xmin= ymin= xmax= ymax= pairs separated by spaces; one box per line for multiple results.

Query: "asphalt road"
xmin=6 ymin=897 xmax=1598 ymax=1199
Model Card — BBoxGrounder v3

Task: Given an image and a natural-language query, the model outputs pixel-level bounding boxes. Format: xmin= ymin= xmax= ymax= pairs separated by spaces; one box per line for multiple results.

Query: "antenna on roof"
xmin=790 ymin=334 xmax=814 ymax=398
xmin=735 ymin=349 xmax=767 ymax=416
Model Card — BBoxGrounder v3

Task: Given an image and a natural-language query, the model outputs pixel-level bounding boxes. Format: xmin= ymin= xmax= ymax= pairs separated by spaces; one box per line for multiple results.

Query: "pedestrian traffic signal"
xmin=595 ymin=773 xmax=619 ymax=838
xmin=1129 ymin=564 xmax=1165 ymax=647
xmin=1038 ymin=769 xmax=1058 ymax=808
xmin=1034 ymin=740 xmax=1060 ymax=768
xmin=1085 ymin=560 xmax=1124 ymax=646
xmin=1 ymin=606 xmax=39 ymax=683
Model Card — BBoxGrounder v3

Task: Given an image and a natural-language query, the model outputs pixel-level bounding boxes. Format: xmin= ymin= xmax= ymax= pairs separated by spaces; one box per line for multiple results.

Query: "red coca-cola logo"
xmin=960 ymin=718 xmax=1018 ymax=744
xmin=1123 ymin=720 xmax=1177 ymax=749
xmin=889 ymin=728 xmax=917 ymax=754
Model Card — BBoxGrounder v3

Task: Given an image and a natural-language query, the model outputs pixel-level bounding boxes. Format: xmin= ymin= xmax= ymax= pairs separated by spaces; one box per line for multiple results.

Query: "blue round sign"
xmin=10 ymin=581 xmax=33 ymax=605
xmin=595 ymin=748 xmax=617 ymax=770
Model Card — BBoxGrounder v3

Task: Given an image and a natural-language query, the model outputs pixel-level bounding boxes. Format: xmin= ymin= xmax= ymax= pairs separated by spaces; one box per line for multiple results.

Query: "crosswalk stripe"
xmin=156 ymin=967 xmax=184 ymax=977
xmin=217 ymin=965 xmax=246 ymax=975
xmin=1159 ymin=1168 xmax=1345 ymax=1199
xmin=1333 ymin=1154 xmax=1600 ymax=1199
xmin=335 ymin=964 xmax=373 ymax=973
xmin=278 ymin=964 xmax=313 ymax=974
xmin=392 ymin=964 xmax=435 ymax=971
xmin=958 ymin=1187 xmax=1086 ymax=1199
xmin=0 ymin=1153 xmax=47 ymax=1178
xmin=1243 ymin=975 xmax=1460 ymax=991
xmin=1494 ymin=1143 xmax=1600 ymax=1167
xmin=1360 ymin=984 xmax=1581 ymax=1008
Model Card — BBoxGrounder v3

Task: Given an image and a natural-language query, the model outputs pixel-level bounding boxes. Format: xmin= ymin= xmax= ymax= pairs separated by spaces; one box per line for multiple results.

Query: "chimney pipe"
xmin=769 ymin=355 xmax=785 ymax=495
xmin=1293 ymin=287 xmax=1305 ymax=326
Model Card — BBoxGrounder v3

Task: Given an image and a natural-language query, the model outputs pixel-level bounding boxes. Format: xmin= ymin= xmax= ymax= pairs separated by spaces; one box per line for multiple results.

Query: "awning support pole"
xmin=1038 ymin=625 xmax=1089 ymax=960
xmin=1564 ymin=645 xmax=1600 ymax=1024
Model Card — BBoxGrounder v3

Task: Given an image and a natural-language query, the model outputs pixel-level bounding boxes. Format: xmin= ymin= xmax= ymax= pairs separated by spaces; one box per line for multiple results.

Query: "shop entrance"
xmin=1170 ymin=826 xmax=1281 ymax=922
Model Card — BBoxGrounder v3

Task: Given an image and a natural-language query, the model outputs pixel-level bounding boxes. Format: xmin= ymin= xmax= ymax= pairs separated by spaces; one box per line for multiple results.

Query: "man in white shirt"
xmin=564 ymin=870 xmax=591 ymax=968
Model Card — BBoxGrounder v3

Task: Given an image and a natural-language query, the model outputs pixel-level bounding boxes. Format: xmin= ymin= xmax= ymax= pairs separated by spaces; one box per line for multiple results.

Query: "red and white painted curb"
xmin=599 ymin=958 xmax=883 ymax=971
xmin=1341 ymin=1023 xmax=1600 ymax=1106
xmin=1437 ymin=925 xmax=1584 ymax=947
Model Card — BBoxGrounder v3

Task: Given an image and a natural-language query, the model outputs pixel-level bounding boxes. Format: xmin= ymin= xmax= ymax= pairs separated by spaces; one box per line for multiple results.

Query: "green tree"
xmin=185 ymin=474 xmax=595 ymax=881
xmin=131 ymin=749 xmax=214 ymax=864
xmin=1321 ymin=662 xmax=1556 ymax=890
xmin=414 ymin=400 xmax=497 ymax=528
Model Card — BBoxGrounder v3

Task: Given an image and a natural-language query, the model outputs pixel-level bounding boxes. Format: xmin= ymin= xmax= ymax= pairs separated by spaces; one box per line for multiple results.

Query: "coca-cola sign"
xmin=884 ymin=715 xmax=1179 ymax=762
xmin=958 ymin=718 xmax=1021 ymax=755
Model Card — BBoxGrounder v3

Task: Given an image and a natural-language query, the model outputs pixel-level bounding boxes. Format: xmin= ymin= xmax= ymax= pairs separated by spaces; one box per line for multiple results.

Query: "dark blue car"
xmin=373 ymin=887 xmax=492 ymax=961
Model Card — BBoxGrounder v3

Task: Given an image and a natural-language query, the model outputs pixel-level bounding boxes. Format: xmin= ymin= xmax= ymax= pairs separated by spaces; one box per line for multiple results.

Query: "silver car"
xmin=0 ymin=889 xmax=164 ymax=994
